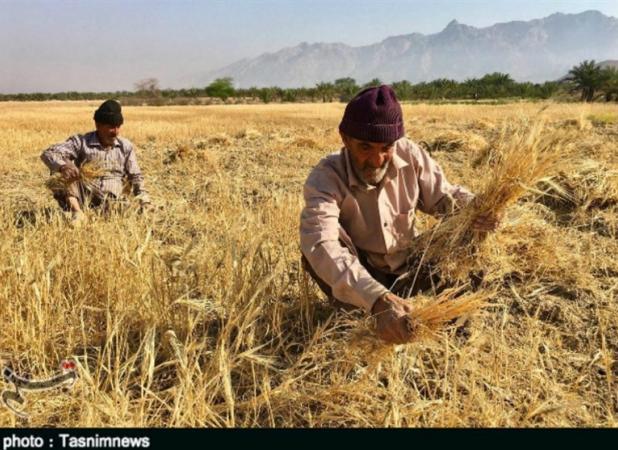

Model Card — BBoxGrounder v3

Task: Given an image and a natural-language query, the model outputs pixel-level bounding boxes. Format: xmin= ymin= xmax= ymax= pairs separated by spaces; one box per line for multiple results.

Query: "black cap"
xmin=94 ymin=99 xmax=124 ymax=126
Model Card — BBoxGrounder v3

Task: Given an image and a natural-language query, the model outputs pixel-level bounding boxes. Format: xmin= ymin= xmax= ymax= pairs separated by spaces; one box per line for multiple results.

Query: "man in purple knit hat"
xmin=300 ymin=85 xmax=499 ymax=344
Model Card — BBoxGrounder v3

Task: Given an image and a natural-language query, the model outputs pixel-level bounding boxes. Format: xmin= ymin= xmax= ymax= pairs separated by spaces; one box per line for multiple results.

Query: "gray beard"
xmin=350 ymin=159 xmax=390 ymax=186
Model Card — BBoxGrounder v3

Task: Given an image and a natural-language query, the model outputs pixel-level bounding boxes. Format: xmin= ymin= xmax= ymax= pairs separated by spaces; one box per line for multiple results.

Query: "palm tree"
xmin=567 ymin=60 xmax=607 ymax=102
xmin=391 ymin=80 xmax=413 ymax=100
xmin=601 ymin=67 xmax=618 ymax=102
xmin=362 ymin=78 xmax=383 ymax=89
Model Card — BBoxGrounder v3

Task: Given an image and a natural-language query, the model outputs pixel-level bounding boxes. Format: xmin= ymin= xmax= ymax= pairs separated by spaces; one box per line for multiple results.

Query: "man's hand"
xmin=69 ymin=210 xmax=86 ymax=228
xmin=136 ymin=194 xmax=154 ymax=213
xmin=59 ymin=162 xmax=80 ymax=181
xmin=371 ymin=292 xmax=416 ymax=344
xmin=139 ymin=202 xmax=155 ymax=213
xmin=472 ymin=211 xmax=503 ymax=233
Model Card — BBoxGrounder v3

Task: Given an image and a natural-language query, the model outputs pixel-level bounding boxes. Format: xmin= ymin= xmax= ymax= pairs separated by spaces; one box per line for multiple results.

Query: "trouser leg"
xmin=53 ymin=181 xmax=84 ymax=212
xmin=53 ymin=191 xmax=72 ymax=212
xmin=390 ymin=260 xmax=442 ymax=299
xmin=53 ymin=181 xmax=107 ymax=212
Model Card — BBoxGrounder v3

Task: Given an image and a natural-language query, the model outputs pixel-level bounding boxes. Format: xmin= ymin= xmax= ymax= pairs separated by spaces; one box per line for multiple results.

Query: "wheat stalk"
xmin=45 ymin=161 xmax=106 ymax=194
xmin=405 ymin=120 xmax=575 ymax=281
xmin=406 ymin=288 xmax=490 ymax=341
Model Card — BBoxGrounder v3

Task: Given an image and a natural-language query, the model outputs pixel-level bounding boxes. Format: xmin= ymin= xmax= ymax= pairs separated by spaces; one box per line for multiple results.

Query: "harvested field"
xmin=0 ymin=101 xmax=617 ymax=427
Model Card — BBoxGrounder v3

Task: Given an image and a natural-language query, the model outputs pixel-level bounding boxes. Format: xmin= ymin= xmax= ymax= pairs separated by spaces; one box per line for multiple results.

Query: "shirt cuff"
xmin=135 ymin=192 xmax=150 ymax=203
xmin=49 ymin=160 xmax=67 ymax=172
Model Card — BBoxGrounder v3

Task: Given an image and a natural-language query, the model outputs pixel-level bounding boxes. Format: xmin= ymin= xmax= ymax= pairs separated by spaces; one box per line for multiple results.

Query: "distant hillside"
xmin=190 ymin=10 xmax=618 ymax=88
xmin=599 ymin=60 xmax=618 ymax=70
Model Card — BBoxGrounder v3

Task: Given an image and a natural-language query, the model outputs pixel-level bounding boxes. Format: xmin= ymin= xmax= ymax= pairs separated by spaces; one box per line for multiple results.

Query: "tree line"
xmin=1 ymin=60 xmax=616 ymax=103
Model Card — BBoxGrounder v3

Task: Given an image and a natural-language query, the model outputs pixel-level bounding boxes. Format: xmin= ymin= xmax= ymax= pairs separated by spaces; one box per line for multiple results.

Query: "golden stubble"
xmin=0 ymin=101 xmax=616 ymax=427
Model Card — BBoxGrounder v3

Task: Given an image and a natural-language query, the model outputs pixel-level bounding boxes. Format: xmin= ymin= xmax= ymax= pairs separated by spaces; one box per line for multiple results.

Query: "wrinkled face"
xmin=95 ymin=122 xmax=121 ymax=147
xmin=341 ymin=132 xmax=396 ymax=186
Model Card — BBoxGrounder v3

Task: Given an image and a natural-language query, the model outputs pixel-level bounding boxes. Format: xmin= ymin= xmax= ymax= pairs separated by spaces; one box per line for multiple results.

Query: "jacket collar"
xmin=86 ymin=131 xmax=120 ymax=148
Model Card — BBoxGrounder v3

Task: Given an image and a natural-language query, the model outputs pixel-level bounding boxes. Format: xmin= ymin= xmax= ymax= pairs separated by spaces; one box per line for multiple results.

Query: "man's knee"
xmin=52 ymin=191 xmax=73 ymax=212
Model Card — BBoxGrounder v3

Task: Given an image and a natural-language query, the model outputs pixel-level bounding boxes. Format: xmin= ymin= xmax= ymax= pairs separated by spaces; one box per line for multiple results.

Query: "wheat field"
xmin=0 ymin=100 xmax=616 ymax=427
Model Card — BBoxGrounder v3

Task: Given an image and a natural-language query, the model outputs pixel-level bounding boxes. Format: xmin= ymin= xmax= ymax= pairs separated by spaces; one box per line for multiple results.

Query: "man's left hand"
xmin=472 ymin=212 xmax=503 ymax=233
xmin=138 ymin=200 xmax=154 ymax=213
xmin=135 ymin=194 xmax=153 ymax=212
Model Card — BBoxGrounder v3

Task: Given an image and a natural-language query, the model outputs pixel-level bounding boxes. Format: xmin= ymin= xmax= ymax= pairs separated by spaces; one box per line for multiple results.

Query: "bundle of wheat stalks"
xmin=405 ymin=121 xmax=574 ymax=283
xmin=45 ymin=161 xmax=106 ymax=194
xmin=407 ymin=288 xmax=490 ymax=341
xmin=352 ymin=288 xmax=490 ymax=346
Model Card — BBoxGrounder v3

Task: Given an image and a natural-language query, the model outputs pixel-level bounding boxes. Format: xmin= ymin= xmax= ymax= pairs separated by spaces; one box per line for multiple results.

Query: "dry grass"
xmin=407 ymin=289 xmax=491 ymax=341
xmin=0 ymin=101 xmax=617 ymax=427
xmin=405 ymin=119 xmax=576 ymax=281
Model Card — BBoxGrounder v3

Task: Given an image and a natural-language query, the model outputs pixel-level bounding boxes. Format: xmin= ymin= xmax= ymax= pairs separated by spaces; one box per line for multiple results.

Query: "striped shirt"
xmin=41 ymin=131 xmax=147 ymax=199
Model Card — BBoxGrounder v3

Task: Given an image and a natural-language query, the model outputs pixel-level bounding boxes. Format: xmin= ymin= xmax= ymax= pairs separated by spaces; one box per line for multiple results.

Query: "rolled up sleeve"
xmin=300 ymin=166 xmax=389 ymax=313
xmin=40 ymin=135 xmax=80 ymax=172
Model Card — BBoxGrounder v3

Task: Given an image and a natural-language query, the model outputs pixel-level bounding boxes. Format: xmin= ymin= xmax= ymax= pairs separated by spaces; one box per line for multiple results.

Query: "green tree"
xmin=480 ymin=72 xmax=513 ymax=85
xmin=362 ymin=78 xmax=383 ymax=89
xmin=257 ymin=87 xmax=277 ymax=103
xmin=205 ymin=77 xmax=235 ymax=100
xmin=462 ymin=78 xmax=483 ymax=100
xmin=538 ymin=81 xmax=560 ymax=99
xmin=391 ymin=80 xmax=413 ymax=100
xmin=333 ymin=77 xmax=359 ymax=102
xmin=315 ymin=82 xmax=335 ymax=102
xmin=427 ymin=78 xmax=459 ymax=99
xmin=601 ymin=67 xmax=618 ymax=102
xmin=478 ymin=73 xmax=515 ymax=98
xmin=281 ymin=89 xmax=298 ymax=102
xmin=567 ymin=60 xmax=607 ymax=102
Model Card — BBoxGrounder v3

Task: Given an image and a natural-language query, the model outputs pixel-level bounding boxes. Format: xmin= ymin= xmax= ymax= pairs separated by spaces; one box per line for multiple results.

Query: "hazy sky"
xmin=2 ymin=0 xmax=618 ymax=93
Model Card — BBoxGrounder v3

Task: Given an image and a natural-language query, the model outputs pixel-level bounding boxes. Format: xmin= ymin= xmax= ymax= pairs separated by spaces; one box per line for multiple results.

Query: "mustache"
xmin=362 ymin=160 xmax=389 ymax=172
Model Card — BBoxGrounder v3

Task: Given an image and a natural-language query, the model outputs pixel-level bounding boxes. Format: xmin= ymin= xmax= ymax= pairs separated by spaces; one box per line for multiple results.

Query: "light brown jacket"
xmin=300 ymin=138 xmax=473 ymax=312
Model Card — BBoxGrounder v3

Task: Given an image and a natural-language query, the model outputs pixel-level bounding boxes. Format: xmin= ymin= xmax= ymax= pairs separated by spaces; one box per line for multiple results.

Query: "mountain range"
xmin=195 ymin=10 xmax=618 ymax=88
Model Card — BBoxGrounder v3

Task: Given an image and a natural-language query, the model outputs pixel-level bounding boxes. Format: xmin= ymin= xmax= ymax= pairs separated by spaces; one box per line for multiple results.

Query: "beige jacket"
xmin=300 ymin=138 xmax=473 ymax=312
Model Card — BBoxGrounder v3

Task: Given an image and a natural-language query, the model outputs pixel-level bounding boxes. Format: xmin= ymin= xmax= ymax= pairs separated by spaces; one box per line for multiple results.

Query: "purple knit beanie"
xmin=339 ymin=85 xmax=404 ymax=143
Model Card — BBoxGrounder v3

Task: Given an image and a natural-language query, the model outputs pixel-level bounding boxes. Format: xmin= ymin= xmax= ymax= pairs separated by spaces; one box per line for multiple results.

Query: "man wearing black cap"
xmin=300 ymin=86 xmax=499 ymax=344
xmin=41 ymin=99 xmax=150 ymax=224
